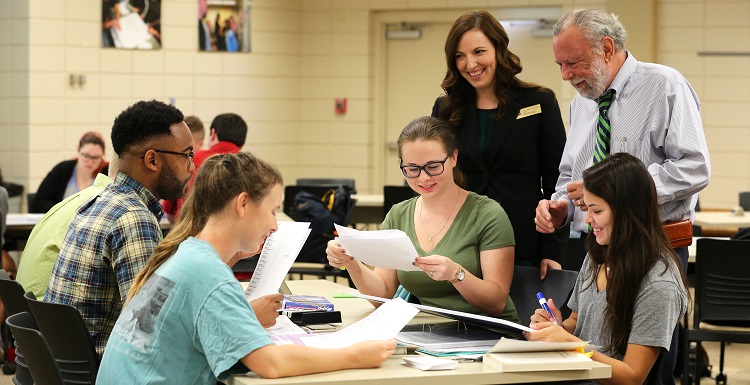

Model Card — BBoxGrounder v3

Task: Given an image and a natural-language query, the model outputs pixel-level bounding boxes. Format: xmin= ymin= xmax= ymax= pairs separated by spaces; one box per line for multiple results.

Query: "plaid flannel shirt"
xmin=45 ymin=172 xmax=164 ymax=357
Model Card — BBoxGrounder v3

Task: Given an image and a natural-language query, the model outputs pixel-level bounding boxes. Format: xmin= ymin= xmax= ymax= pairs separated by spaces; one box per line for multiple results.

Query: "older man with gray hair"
xmin=534 ymin=9 xmax=710 ymax=385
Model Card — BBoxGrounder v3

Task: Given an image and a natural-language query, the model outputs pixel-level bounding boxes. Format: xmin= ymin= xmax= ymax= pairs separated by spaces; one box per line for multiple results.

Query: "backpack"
xmin=291 ymin=186 xmax=354 ymax=263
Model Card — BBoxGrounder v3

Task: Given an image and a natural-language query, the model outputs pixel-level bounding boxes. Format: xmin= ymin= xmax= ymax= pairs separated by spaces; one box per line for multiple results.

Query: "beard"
xmin=570 ymin=58 xmax=611 ymax=100
xmin=156 ymin=162 xmax=190 ymax=201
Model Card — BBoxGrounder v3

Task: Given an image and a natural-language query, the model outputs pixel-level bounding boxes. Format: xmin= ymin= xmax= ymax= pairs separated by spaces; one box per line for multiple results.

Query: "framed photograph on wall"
xmin=102 ymin=0 xmax=162 ymax=49
xmin=199 ymin=0 xmax=252 ymax=52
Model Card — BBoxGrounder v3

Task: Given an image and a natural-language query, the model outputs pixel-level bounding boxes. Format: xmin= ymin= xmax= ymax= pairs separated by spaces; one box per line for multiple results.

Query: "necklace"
xmin=419 ymin=188 xmax=461 ymax=244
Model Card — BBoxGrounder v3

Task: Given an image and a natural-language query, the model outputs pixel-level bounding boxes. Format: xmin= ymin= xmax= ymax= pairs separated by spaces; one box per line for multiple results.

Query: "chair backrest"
xmin=740 ymin=192 xmax=750 ymax=211
xmin=5 ymin=312 xmax=65 ymax=385
xmin=0 ymin=269 xmax=31 ymax=316
xmin=509 ymin=266 xmax=579 ymax=325
xmin=25 ymin=292 xmax=99 ymax=384
xmin=383 ymin=185 xmax=417 ymax=218
xmin=643 ymin=350 xmax=665 ymax=385
xmin=296 ymin=178 xmax=356 ymax=193
xmin=694 ymin=238 xmax=750 ymax=326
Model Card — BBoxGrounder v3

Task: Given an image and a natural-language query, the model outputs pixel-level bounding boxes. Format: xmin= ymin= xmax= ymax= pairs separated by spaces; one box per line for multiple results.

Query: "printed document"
xmin=334 ymin=224 xmax=421 ymax=271
xmin=290 ymin=298 xmax=419 ymax=349
xmin=244 ymin=221 xmax=311 ymax=301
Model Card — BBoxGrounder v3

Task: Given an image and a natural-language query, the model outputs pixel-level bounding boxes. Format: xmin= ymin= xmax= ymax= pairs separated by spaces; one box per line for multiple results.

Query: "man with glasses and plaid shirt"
xmin=45 ymin=100 xmax=195 ymax=358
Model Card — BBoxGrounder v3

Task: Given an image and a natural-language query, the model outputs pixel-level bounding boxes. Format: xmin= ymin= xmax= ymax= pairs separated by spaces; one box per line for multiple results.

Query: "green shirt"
xmin=16 ymin=173 xmax=113 ymax=298
xmin=385 ymin=192 xmax=519 ymax=323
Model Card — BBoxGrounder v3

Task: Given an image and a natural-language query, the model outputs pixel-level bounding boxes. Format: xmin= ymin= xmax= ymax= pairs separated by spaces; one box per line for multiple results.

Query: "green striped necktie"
xmin=593 ymin=89 xmax=615 ymax=164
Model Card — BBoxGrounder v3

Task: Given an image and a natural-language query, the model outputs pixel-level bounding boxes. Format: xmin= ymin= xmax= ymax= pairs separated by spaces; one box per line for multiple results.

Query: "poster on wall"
xmin=198 ymin=0 xmax=252 ymax=52
xmin=102 ymin=0 xmax=162 ymax=49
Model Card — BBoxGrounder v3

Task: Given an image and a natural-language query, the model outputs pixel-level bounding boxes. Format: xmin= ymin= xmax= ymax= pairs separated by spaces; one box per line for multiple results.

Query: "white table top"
xmin=229 ymin=280 xmax=610 ymax=385
xmin=351 ymin=194 xmax=383 ymax=207
xmin=694 ymin=211 xmax=750 ymax=227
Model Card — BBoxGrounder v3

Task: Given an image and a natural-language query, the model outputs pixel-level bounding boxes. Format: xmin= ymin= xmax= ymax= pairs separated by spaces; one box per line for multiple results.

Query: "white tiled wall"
xmin=658 ymin=0 xmax=750 ymax=208
xmin=3 ymin=0 xmax=747 ymax=211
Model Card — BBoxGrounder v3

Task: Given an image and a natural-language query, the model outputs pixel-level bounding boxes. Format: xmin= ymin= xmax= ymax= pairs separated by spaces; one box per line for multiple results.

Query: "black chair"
xmin=296 ymin=178 xmax=356 ymax=194
xmin=0 ymin=270 xmax=33 ymax=383
xmin=682 ymin=239 xmax=750 ymax=385
xmin=5 ymin=312 xmax=64 ymax=385
xmin=508 ymin=265 xmax=579 ymax=325
xmin=25 ymin=292 xmax=99 ymax=385
xmin=739 ymin=192 xmax=750 ymax=211
xmin=644 ymin=351 xmax=666 ymax=385
xmin=382 ymin=185 xmax=417 ymax=218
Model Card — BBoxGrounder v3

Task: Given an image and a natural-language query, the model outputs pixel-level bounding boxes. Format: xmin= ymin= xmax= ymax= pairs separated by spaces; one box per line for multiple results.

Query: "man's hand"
xmin=250 ymin=293 xmax=283 ymax=328
xmin=567 ymin=181 xmax=588 ymax=211
xmin=535 ymin=200 xmax=569 ymax=234
xmin=539 ymin=259 xmax=562 ymax=280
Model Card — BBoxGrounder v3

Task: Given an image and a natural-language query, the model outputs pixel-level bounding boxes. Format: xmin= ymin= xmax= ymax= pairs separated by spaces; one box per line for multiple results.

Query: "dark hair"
xmin=210 ymin=113 xmax=247 ymax=148
xmin=397 ymin=116 xmax=465 ymax=187
xmin=111 ymin=100 xmax=184 ymax=156
xmin=437 ymin=10 xmax=555 ymax=127
xmin=78 ymin=131 xmax=106 ymax=153
xmin=184 ymin=115 xmax=205 ymax=135
xmin=128 ymin=152 xmax=283 ymax=300
xmin=582 ymin=153 xmax=688 ymax=355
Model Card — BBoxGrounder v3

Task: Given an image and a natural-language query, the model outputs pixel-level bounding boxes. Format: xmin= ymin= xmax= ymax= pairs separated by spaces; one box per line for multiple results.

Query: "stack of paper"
xmin=395 ymin=325 xmax=503 ymax=355
xmin=334 ymin=224 xmax=421 ymax=271
xmin=244 ymin=221 xmax=311 ymax=302
xmin=402 ymin=356 xmax=457 ymax=371
xmin=483 ymin=338 xmax=593 ymax=372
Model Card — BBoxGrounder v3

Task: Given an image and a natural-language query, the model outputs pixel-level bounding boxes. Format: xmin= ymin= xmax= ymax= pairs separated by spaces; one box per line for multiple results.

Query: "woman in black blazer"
xmin=432 ymin=10 xmax=567 ymax=276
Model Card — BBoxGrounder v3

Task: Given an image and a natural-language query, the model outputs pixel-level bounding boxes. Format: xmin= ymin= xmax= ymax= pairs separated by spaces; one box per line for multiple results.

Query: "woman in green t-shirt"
xmin=327 ymin=116 xmax=518 ymax=322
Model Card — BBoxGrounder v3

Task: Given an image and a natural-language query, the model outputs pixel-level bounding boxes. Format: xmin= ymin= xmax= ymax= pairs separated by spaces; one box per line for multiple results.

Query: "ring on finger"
xmin=533 ymin=217 xmax=538 ymax=225
xmin=429 ymin=271 xmax=434 ymax=278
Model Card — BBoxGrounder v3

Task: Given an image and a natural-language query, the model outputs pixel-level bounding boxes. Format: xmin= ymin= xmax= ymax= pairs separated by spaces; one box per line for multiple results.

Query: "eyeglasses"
xmin=400 ymin=154 xmax=451 ymax=178
xmin=79 ymin=153 xmax=103 ymax=162
xmin=141 ymin=149 xmax=195 ymax=162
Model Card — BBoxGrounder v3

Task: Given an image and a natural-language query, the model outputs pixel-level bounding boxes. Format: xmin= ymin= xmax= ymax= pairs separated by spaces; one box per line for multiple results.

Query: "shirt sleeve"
xmin=196 ymin=282 xmax=274 ymax=380
xmin=110 ymin=210 xmax=162 ymax=303
xmin=475 ymin=197 xmax=515 ymax=250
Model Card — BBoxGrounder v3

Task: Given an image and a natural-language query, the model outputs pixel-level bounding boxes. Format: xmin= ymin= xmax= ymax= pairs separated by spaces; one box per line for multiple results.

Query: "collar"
xmin=606 ymin=51 xmax=637 ymax=99
xmin=207 ymin=141 xmax=241 ymax=154
xmin=114 ymin=172 xmax=164 ymax=220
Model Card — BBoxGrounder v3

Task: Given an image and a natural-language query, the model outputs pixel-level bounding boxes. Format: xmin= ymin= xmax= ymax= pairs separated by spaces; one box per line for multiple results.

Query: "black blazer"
xmin=31 ymin=160 xmax=109 ymax=214
xmin=432 ymin=87 xmax=568 ymax=264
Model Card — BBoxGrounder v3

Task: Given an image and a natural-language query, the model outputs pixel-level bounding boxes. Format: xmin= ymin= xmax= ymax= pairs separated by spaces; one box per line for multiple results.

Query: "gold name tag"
xmin=517 ymin=104 xmax=542 ymax=119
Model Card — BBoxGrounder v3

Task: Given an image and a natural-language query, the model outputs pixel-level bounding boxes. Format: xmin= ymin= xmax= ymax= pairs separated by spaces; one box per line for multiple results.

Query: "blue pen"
xmin=536 ymin=292 xmax=558 ymax=325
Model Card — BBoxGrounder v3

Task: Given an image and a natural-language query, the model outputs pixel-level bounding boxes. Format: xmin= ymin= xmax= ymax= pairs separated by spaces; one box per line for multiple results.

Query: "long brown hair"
xmin=582 ymin=153 xmax=689 ymax=355
xmin=127 ymin=152 xmax=283 ymax=301
xmin=397 ymin=116 xmax=465 ymax=188
xmin=437 ymin=10 xmax=555 ymax=127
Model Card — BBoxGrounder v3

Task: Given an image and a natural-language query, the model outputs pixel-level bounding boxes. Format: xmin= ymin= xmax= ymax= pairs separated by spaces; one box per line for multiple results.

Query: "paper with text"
xmin=334 ymin=224 xmax=421 ymax=271
xmin=244 ymin=221 xmax=311 ymax=302
xmin=297 ymin=297 xmax=419 ymax=349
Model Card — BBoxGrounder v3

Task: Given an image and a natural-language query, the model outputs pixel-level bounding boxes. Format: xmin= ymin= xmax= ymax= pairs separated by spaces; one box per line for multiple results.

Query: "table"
xmin=350 ymin=194 xmax=384 ymax=225
xmin=228 ymin=280 xmax=611 ymax=385
xmin=693 ymin=212 xmax=750 ymax=228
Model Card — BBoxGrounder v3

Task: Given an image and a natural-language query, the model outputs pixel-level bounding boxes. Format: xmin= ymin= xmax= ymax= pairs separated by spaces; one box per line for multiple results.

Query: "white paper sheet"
xmin=334 ymin=224 xmax=421 ymax=271
xmin=296 ymin=297 xmax=419 ymax=349
xmin=266 ymin=315 xmax=307 ymax=336
xmin=402 ymin=356 xmax=458 ymax=371
xmin=244 ymin=221 xmax=311 ymax=302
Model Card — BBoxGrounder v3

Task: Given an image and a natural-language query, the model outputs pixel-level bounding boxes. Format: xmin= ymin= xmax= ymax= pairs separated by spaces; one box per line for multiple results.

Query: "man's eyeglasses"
xmin=400 ymin=154 xmax=451 ymax=178
xmin=141 ymin=149 xmax=195 ymax=162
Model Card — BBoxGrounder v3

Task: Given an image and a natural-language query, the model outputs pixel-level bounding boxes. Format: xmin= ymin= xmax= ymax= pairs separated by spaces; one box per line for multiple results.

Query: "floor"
xmin=0 ymin=277 xmax=747 ymax=385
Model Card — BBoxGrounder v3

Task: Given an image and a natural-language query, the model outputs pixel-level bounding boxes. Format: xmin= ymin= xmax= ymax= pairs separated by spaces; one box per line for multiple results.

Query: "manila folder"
xmin=483 ymin=351 xmax=593 ymax=372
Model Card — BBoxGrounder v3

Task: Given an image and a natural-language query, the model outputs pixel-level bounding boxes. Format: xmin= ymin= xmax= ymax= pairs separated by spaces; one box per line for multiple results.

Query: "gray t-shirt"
xmin=569 ymin=255 xmax=687 ymax=360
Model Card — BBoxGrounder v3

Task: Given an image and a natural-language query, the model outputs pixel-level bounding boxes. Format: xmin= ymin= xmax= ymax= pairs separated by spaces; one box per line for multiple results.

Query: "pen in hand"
xmin=536 ymin=292 xmax=558 ymax=325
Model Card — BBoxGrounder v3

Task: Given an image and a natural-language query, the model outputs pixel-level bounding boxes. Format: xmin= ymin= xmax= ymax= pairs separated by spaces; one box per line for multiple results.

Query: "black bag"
xmin=291 ymin=186 xmax=353 ymax=263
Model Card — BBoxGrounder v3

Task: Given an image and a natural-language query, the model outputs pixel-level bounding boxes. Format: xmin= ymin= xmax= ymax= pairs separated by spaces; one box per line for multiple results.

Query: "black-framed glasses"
xmin=141 ymin=149 xmax=195 ymax=162
xmin=400 ymin=154 xmax=451 ymax=178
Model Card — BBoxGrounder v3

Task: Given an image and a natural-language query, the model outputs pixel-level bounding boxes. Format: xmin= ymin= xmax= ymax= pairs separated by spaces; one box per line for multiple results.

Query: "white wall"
xmin=2 ymin=0 xmax=747 ymax=211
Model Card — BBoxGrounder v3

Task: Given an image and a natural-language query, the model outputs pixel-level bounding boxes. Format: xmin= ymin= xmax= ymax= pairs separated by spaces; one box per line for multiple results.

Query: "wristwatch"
xmin=449 ymin=266 xmax=465 ymax=284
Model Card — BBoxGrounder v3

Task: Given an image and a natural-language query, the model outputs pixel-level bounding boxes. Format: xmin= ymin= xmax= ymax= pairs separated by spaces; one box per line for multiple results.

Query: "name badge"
xmin=517 ymin=104 xmax=542 ymax=119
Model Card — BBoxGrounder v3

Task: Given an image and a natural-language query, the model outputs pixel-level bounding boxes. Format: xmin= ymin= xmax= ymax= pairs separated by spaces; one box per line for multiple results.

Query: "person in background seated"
xmin=185 ymin=115 xmax=205 ymax=151
xmin=31 ymin=131 xmax=110 ymax=213
xmin=16 ymin=156 xmax=119 ymax=299
xmin=432 ymin=10 xmax=567 ymax=276
xmin=97 ymin=152 xmax=396 ymax=384
xmin=162 ymin=112 xmax=248 ymax=222
xmin=527 ymin=153 xmax=689 ymax=385
xmin=327 ymin=116 xmax=519 ymax=325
